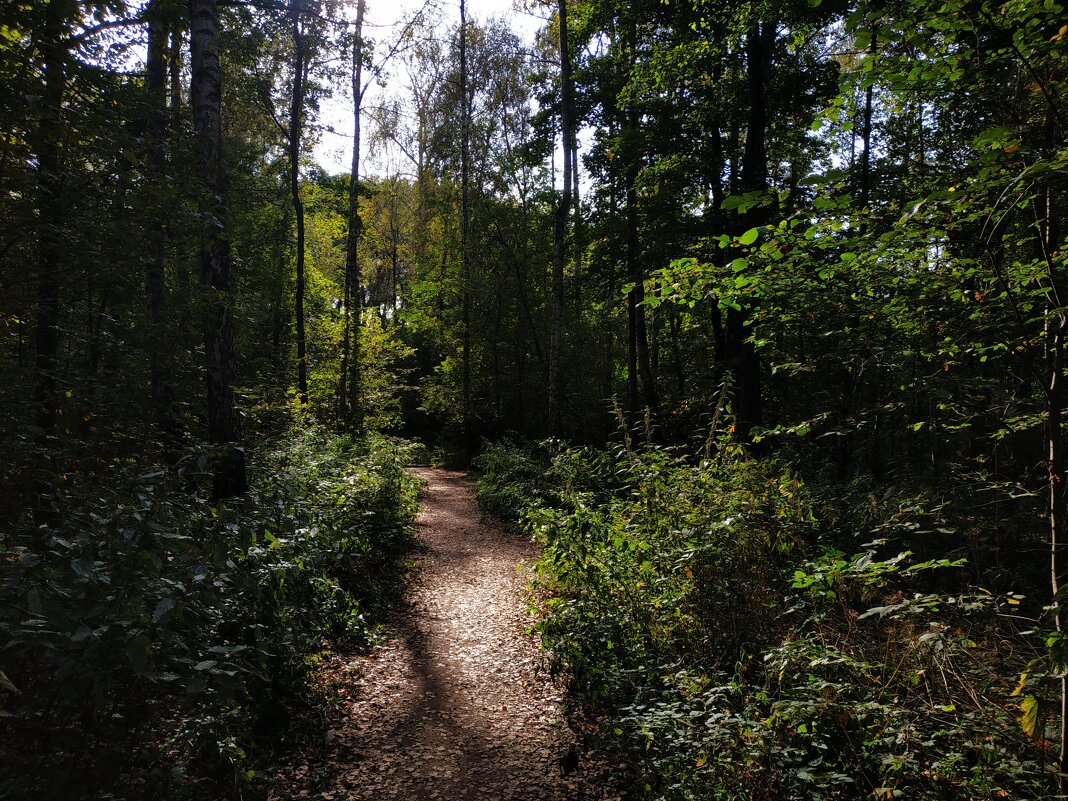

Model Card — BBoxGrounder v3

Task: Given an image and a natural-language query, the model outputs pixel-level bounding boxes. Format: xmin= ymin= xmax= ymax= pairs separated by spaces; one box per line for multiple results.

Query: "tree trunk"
xmin=146 ymin=2 xmax=179 ymax=441
xmin=858 ymin=31 xmax=875 ymax=212
xmin=189 ymin=0 xmax=247 ymax=499
xmin=625 ymin=111 xmax=656 ymax=421
xmin=548 ymin=0 xmax=574 ymax=436
xmin=1046 ymin=279 xmax=1068 ymax=794
xmin=34 ymin=0 xmax=71 ymax=438
xmin=727 ymin=22 xmax=772 ymax=443
xmin=340 ymin=0 xmax=366 ymax=431
xmin=460 ymin=0 xmax=473 ymax=453
xmin=289 ymin=0 xmax=308 ymax=405
xmin=1037 ymin=117 xmax=1068 ymax=790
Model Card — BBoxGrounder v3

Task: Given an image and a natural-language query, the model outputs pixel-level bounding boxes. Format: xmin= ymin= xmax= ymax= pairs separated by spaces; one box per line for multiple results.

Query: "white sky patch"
xmin=313 ymin=0 xmax=547 ymax=175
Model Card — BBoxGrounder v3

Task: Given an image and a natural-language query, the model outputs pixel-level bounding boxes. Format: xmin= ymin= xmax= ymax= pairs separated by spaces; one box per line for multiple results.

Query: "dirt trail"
xmin=273 ymin=468 xmax=617 ymax=801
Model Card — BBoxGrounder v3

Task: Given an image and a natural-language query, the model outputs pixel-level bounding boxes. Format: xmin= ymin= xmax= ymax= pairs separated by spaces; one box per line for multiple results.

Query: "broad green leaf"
xmin=739 ymin=227 xmax=759 ymax=246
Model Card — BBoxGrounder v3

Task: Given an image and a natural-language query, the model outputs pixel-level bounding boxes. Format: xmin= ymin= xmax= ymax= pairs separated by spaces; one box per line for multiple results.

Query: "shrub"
xmin=0 ymin=426 xmax=420 ymax=798
xmin=477 ymin=440 xmax=1051 ymax=800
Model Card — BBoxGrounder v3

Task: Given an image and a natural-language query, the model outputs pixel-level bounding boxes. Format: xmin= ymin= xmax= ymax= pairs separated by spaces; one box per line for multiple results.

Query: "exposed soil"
xmin=270 ymin=468 xmax=621 ymax=801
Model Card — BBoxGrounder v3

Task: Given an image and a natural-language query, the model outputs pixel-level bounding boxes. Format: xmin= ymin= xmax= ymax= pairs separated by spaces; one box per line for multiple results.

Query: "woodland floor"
xmin=269 ymin=468 xmax=622 ymax=801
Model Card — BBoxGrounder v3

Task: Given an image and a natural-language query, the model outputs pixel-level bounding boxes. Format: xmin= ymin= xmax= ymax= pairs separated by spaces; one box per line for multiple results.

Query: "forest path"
xmin=272 ymin=468 xmax=617 ymax=801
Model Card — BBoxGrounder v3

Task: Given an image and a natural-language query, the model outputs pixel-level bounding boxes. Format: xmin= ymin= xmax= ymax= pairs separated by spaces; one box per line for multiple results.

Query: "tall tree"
xmin=548 ymin=0 xmax=575 ymax=436
xmin=725 ymin=20 xmax=773 ymax=442
xmin=459 ymin=0 xmax=472 ymax=451
xmin=145 ymin=0 xmax=180 ymax=440
xmin=189 ymin=0 xmax=247 ymax=498
xmin=33 ymin=0 xmax=75 ymax=439
xmin=339 ymin=0 xmax=367 ymax=430
xmin=289 ymin=0 xmax=310 ymax=404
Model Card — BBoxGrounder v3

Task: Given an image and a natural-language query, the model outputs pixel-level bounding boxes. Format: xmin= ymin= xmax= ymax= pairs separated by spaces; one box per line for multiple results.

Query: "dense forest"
xmin=2 ymin=0 xmax=1068 ymax=798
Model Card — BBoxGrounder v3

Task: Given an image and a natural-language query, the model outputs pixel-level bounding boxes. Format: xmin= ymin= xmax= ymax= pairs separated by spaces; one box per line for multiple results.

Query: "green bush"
xmin=478 ymin=440 xmax=1051 ymax=800
xmin=0 ymin=426 xmax=420 ymax=798
xmin=523 ymin=443 xmax=810 ymax=702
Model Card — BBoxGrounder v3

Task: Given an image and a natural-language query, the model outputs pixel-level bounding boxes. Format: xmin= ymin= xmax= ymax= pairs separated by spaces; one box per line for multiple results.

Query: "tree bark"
xmin=726 ymin=22 xmax=772 ymax=443
xmin=1037 ymin=113 xmax=1068 ymax=791
xmin=34 ymin=0 xmax=72 ymax=438
xmin=146 ymin=2 xmax=179 ymax=441
xmin=460 ymin=0 xmax=473 ymax=453
xmin=340 ymin=0 xmax=366 ymax=431
xmin=548 ymin=0 xmax=574 ymax=436
xmin=1045 ymin=261 xmax=1068 ymax=795
xmin=624 ymin=105 xmax=656 ymax=421
xmin=189 ymin=0 xmax=247 ymax=499
xmin=859 ymin=31 xmax=875 ymax=211
xmin=289 ymin=0 xmax=308 ymax=405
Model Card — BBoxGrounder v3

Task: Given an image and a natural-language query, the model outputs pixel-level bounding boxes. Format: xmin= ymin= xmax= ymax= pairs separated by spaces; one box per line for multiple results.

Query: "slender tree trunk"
xmin=548 ymin=0 xmax=574 ymax=436
xmin=859 ymin=41 xmax=875 ymax=212
xmin=460 ymin=0 xmax=473 ymax=453
xmin=626 ymin=185 xmax=639 ymax=417
xmin=1046 ymin=272 xmax=1068 ymax=794
xmin=34 ymin=0 xmax=70 ymax=438
xmin=493 ymin=276 xmax=502 ymax=426
xmin=571 ymin=130 xmax=582 ymax=280
xmin=169 ymin=28 xmax=183 ymax=113
xmin=339 ymin=0 xmax=366 ymax=431
xmin=625 ymin=117 xmax=656 ymax=419
xmin=621 ymin=21 xmax=655 ymax=423
xmin=390 ymin=213 xmax=399 ymax=316
xmin=728 ymin=22 xmax=771 ymax=443
xmin=189 ymin=0 xmax=247 ymax=499
xmin=1036 ymin=110 xmax=1068 ymax=790
xmin=146 ymin=3 xmax=179 ymax=440
xmin=289 ymin=0 xmax=308 ymax=405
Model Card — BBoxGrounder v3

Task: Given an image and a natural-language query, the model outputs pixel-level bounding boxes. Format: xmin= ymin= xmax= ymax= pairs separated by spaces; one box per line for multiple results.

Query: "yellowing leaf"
xmin=1020 ymin=695 xmax=1040 ymax=738
xmin=696 ymin=754 xmax=707 ymax=768
xmin=1011 ymin=672 xmax=1028 ymax=697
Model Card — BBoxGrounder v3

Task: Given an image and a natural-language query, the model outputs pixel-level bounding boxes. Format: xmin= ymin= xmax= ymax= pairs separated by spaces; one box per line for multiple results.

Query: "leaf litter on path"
xmin=269 ymin=468 xmax=622 ymax=801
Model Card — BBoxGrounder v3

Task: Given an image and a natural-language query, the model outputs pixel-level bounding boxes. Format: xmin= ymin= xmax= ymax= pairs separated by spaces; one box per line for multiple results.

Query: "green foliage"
xmin=0 ymin=426 xmax=420 ymax=797
xmin=472 ymin=439 xmax=564 ymax=524
xmin=478 ymin=441 xmax=1050 ymax=799
xmin=519 ymin=442 xmax=810 ymax=702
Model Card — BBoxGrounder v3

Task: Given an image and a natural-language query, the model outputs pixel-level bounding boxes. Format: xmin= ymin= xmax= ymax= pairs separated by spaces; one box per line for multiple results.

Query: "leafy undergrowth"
xmin=0 ymin=425 xmax=421 ymax=800
xmin=474 ymin=440 xmax=1054 ymax=800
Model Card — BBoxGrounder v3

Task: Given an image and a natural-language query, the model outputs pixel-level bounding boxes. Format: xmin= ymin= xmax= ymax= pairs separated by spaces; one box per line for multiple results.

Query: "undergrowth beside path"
xmin=0 ymin=426 xmax=420 ymax=800
xmin=475 ymin=439 xmax=1051 ymax=800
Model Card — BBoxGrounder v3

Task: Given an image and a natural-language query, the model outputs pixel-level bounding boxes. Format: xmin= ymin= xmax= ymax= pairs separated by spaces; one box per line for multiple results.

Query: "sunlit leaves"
xmin=738 ymin=227 xmax=759 ymax=246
